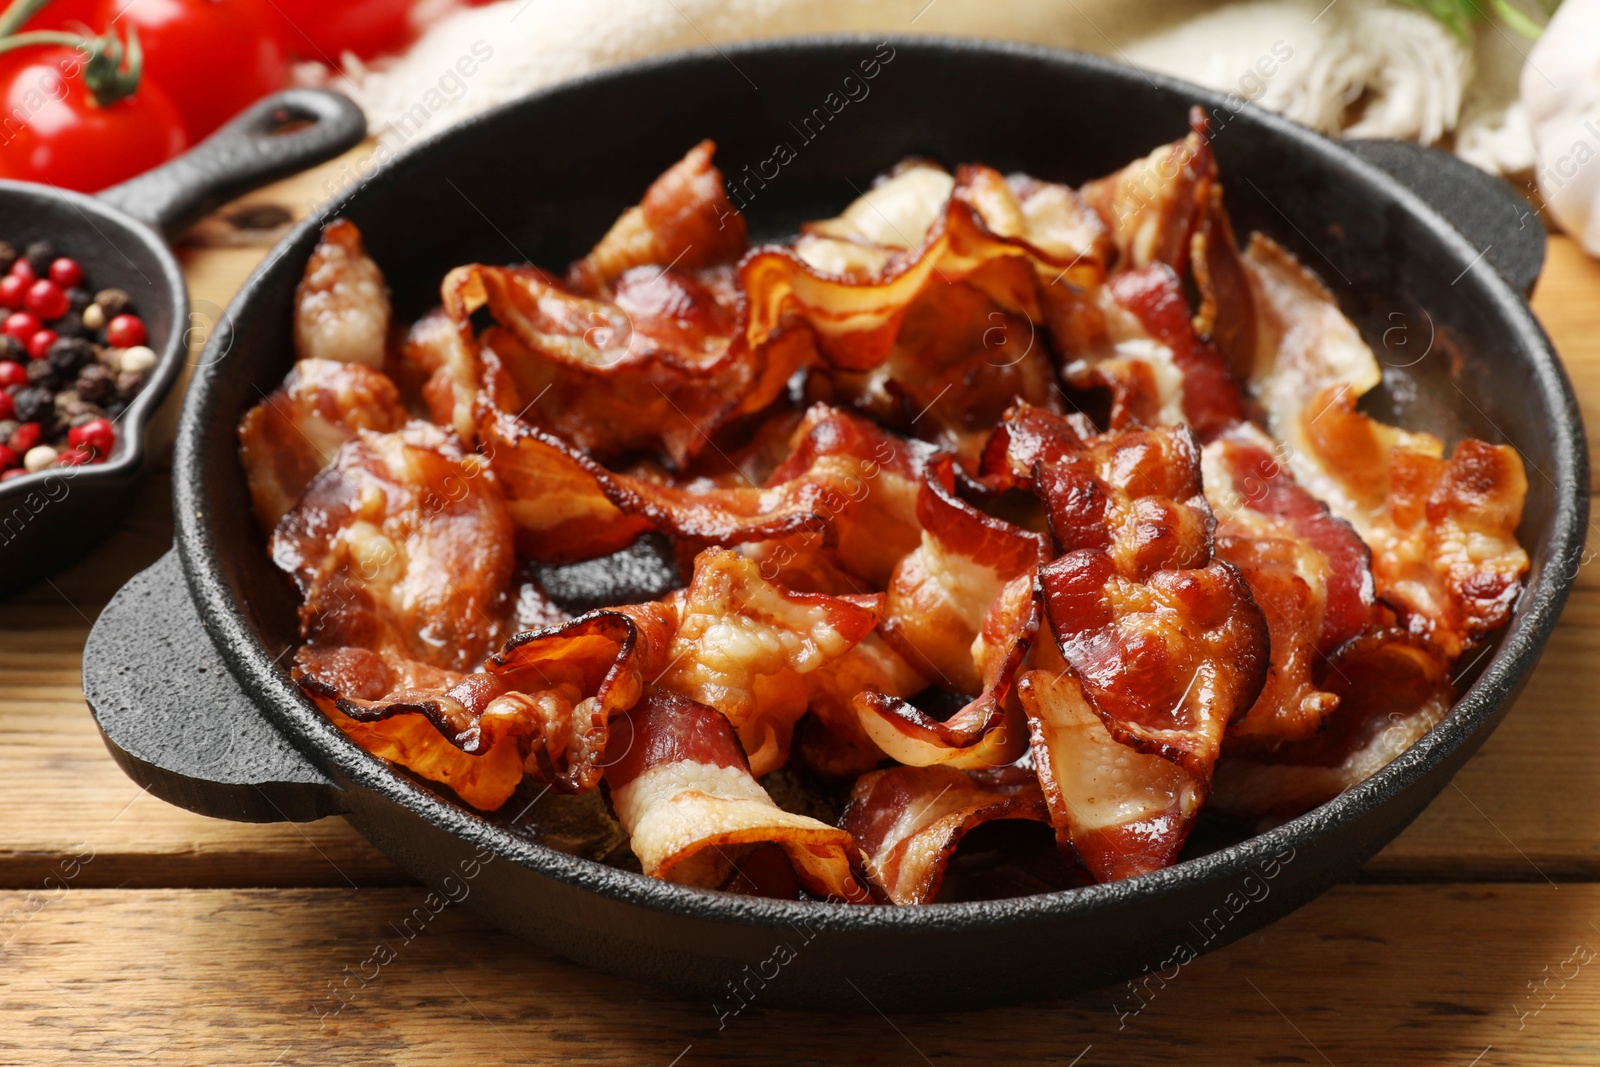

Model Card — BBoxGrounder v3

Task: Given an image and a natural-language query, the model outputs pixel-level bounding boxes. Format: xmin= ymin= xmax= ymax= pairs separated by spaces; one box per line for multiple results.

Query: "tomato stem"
xmin=0 ymin=0 xmax=55 ymax=38
xmin=0 ymin=2 xmax=143 ymax=109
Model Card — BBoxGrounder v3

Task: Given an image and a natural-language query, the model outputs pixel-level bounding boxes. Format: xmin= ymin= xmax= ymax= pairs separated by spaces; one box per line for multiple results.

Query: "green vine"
xmin=1394 ymin=0 xmax=1563 ymax=40
xmin=0 ymin=0 xmax=143 ymax=107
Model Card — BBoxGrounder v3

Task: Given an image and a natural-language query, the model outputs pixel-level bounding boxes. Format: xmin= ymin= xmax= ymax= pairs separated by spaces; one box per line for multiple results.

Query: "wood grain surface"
xmin=2 ymin=146 xmax=1598 ymax=1065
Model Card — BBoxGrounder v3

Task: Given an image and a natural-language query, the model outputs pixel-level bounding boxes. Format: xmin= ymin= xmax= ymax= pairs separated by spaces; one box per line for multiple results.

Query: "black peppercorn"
xmin=25 ymin=240 xmax=54 ymax=277
xmin=75 ymin=362 xmax=116 ymax=405
xmin=0 ymin=242 xmax=17 ymax=276
xmin=25 ymin=360 xmax=55 ymax=388
xmin=51 ymin=311 xmax=88 ymax=339
xmin=65 ymin=287 xmax=91 ymax=313
xmin=115 ymin=370 xmax=145 ymax=400
xmin=13 ymin=385 xmax=52 ymax=423
xmin=0 ymin=335 xmax=24 ymax=364
xmin=0 ymin=419 xmax=18 ymax=443
xmin=93 ymin=288 xmax=131 ymax=319
xmin=46 ymin=337 xmax=94 ymax=377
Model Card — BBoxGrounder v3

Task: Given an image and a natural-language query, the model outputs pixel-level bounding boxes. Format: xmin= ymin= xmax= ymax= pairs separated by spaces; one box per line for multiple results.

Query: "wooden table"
xmin=3 ymin=150 xmax=1599 ymax=1067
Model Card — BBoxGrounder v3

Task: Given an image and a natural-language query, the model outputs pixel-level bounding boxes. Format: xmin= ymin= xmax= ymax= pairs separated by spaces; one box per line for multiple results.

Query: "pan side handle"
xmin=1345 ymin=139 xmax=1546 ymax=297
xmin=84 ymin=551 xmax=344 ymax=823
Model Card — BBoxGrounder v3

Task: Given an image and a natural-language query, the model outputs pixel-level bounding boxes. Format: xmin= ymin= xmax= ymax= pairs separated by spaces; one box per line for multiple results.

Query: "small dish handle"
xmin=83 ymin=550 xmax=344 ymax=823
xmin=96 ymin=88 xmax=367 ymax=242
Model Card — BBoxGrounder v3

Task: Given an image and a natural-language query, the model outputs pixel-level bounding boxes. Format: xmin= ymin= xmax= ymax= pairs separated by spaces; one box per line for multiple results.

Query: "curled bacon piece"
xmin=839 ymin=764 xmax=1049 ymax=905
xmin=238 ymin=359 xmax=409 ymax=530
xmin=397 ymin=308 xmax=478 ymax=442
xmin=603 ymin=691 xmax=870 ymax=902
xmin=271 ymin=428 xmax=513 ymax=672
xmin=1211 ymin=630 xmax=1455 ymax=819
xmin=482 ymin=402 xmax=926 ymax=577
xmin=294 ymin=219 xmax=390 ymax=368
xmin=1203 ymin=424 xmax=1377 ymax=743
xmin=1080 ymin=106 xmax=1215 ymax=275
xmin=799 ymin=632 xmax=924 ymax=777
xmin=1230 ymin=235 xmax=1529 ymax=658
xmin=741 ymin=164 xmax=1104 ymax=373
xmin=568 ymin=139 xmax=749 ymax=296
xmin=657 ymin=549 xmax=882 ymax=776
xmin=295 ymin=601 xmax=676 ymax=807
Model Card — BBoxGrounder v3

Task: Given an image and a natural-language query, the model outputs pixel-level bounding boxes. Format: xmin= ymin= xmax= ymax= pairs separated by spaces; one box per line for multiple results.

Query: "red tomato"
xmin=25 ymin=0 xmax=104 ymax=31
xmin=269 ymin=0 xmax=415 ymax=61
xmin=95 ymin=0 xmax=288 ymax=140
xmin=0 ymin=48 xmax=187 ymax=192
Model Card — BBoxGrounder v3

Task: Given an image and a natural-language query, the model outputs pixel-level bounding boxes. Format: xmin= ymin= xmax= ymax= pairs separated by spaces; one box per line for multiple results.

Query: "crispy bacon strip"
xmin=603 ymin=691 xmax=870 ymax=902
xmin=271 ymin=428 xmax=513 ymax=672
xmin=799 ymin=631 xmax=924 ymax=777
xmin=568 ymin=140 xmax=749 ymax=295
xmin=741 ymin=165 xmax=1104 ymax=373
xmin=238 ymin=359 xmax=409 ymax=531
xmin=657 ymin=549 xmax=882 ymax=776
xmin=481 ymin=403 xmax=927 ymax=577
xmin=295 ymin=601 xmax=677 ymax=806
xmin=1019 ymin=661 xmax=1202 ymax=880
xmin=1203 ymin=423 xmax=1377 ymax=742
xmin=1211 ymin=630 xmax=1455 ymax=818
xmin=397 ymin=307 xmax=478 ymax=442
xmin=450 ymin=264 xmax=810 ymax=469
xmin=1080 ymin=107 xmax=1215 ymax=275
xmin=839 ymin=764 xmax=1049 ymax=905
xmin=294 ymin=219 xmax=390 ymax=368
xmin=1231 ymin=235 xmax=1528 ymax=657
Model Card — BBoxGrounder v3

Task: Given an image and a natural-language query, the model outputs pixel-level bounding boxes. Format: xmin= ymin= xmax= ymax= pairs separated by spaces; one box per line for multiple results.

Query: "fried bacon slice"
xmin=741 ymin=164 xmax=1105 ymax=374
xmin=237 ymin=359 xmax=409 ymax=531
xmin=798 ymin=631 xmax=924 ymax=777
xmin=1202 ymin=423 xmax=1377 ymax=742
xmin=449 ymin=265 xmax=811 ymax=469
xmin=1229 ymin=235 xmax=1529 ymax=657
xmin=839 ymin=764 xmax=1049 ymax=905
xmin=1060 ymin=263 xmax=1246 ymax=440
xmin=295 ymin=601 xmax=676 ymax=807
xmin=271 ymin=428 xmax=513 ymax=672
xmin=1080 ymin=107 xmax=1215 ymax=275
xmin=294 ymin=219 xmax=390 ymax=368
xmin=481 ymin=402 xmax=927 ymax=577
xmin=656 ymin=549 xmax=882 ymax=776
xmin=567 ymin=140 xmax=749 ymax=296
xmin=396 ymin=307 xmax=478 ymax=442
xmin=603 ymin=691 xmax=870 ymax=902
xmin=1211 ymin=630 xmax=1455 ymax=819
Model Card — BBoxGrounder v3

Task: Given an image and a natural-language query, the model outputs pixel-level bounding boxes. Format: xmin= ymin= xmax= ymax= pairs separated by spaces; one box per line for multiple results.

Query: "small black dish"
xmin=0 ymin=88 xmax=364 ymax=597
xmin=84 ymin=38 xmax=1586 ymax=1012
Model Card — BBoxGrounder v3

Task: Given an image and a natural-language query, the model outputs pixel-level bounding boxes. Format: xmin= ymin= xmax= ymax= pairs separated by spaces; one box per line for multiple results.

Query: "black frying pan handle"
xmin=97 ymin=88 xmax=367 ymax=241
xmin=84 ymin=551 xmax=344 ymax=823
xmin=1345 ymin=138 xmax=1546 ymax=297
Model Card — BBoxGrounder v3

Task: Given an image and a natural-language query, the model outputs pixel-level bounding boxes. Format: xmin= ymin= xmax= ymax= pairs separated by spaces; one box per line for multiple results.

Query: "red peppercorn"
xmin=105 ymin=313 xmax=146 ymax=348
xmin=8 ymin=421 xmax=40 ymax=453
xmin=26 ymin=328 xmax=56 ymax=361
xmin=0 ymin=360 xmax=23 ymax=387
xmin=0 ymin=391 xmax=12 ymax=420
xmin=25 ymin=279 xmax=68 ymax=320
xmin=0 ymin=444 xmax=16 ymax=470
xmin=47 ymin=257 xmax=83 ymax=289
xmin=68 ymin=417 xmax=114 ymax=458
xmin=0 ymin=275 xmax=26 ymax=310
xmin=9 ymin=258 xmax=34 ymax=283
xmin=1 ymin=467 xmax=28 ymax=481
xmin=55 ymin=446 xmax=91 ymax=467
xmin=3 ymin=311 xmax=41 ymax=341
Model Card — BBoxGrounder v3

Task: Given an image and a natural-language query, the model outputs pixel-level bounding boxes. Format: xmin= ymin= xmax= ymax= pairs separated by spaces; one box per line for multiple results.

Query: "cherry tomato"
xmin=0 ymin=48 xmax=186 ymax=192
xmin=105 ymin=313 xmax=145 ymax=347
xmin=268 ymin=0 xmax=414 ymax=61
xmin=48 ymin=257 xmax=83 ymax=288
xmin=97 ymin=0 xmax=288 ymax=140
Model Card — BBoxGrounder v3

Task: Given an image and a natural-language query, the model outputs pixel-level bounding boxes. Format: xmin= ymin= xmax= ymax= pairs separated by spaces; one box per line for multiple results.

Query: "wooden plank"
xmin=1531 ymin=237 xmax=1600 ymax=491
xmin=4 ymin=883 xmax=1599 ymax=1066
